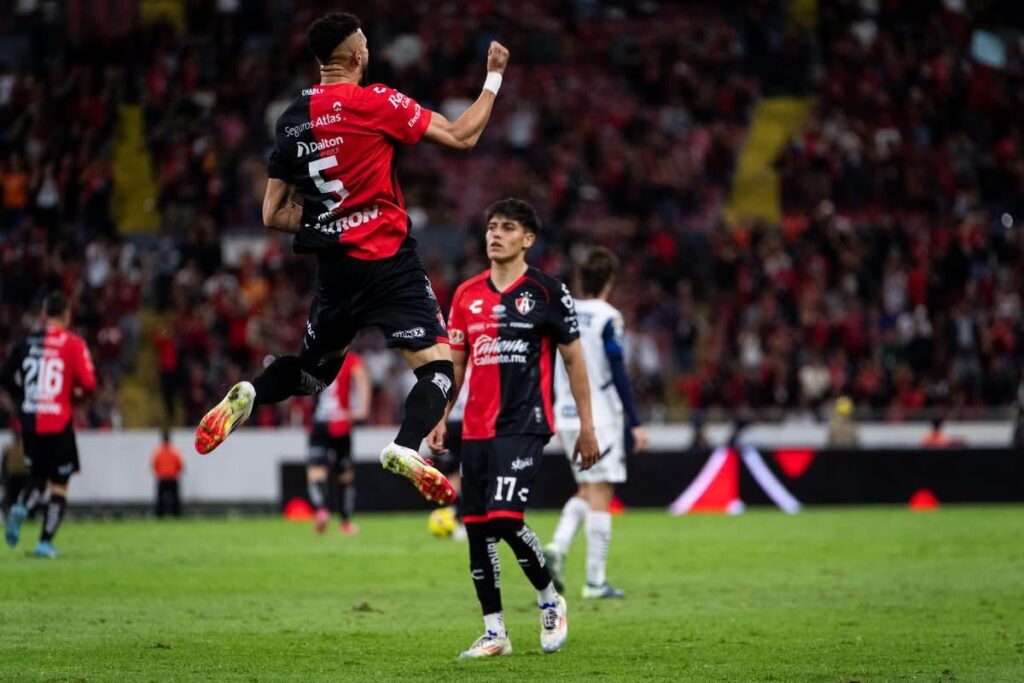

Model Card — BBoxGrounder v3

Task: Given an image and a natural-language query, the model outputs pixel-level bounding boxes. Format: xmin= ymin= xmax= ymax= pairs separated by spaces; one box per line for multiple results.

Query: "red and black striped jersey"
xmin=0 ymin=325 xmax=96 ymax=434
xmin=268 ymin=82 xmax=432 ymax=261
xmin=448 ymin=267 xmax=580 ymax=440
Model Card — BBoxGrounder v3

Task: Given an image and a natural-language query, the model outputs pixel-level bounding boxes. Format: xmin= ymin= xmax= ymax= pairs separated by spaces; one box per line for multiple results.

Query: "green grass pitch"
xmin=2 ymin=507 xmax=1023 ymax=681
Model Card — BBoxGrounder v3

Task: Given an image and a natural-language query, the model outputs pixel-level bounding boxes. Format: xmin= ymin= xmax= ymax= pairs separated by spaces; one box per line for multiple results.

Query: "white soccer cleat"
xmin=379 ymin=442 xmax=456 ymax=506
xmin=539 ymin=595 xmax=568 ymax=653
xmin=582 ymin=582 xmax=625 ymax=599
xmin=458 ymin=633 xmax=512 ymax=659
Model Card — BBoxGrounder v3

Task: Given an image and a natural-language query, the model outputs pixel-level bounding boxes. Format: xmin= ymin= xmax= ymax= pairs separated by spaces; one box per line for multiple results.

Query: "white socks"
xmin=551 ymin=496 xmax=589 ymax=554
xmin=584 ymin=511 xmax=612 ymax=587
xmin=484 ymin=612 xmax=507 ymax=638
xmin=537 ymin=581 xmax=559 ymax=607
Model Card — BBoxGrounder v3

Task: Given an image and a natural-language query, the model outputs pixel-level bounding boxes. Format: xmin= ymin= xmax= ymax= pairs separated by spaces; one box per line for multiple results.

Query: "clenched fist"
xmin=487 ymin=41 xmax=510 ymax=74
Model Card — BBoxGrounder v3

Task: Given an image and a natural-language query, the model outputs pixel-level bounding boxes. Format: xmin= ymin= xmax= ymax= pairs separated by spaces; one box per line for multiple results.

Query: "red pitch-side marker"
xmin=283 ymin=497 xmax=315 ymax=520
xmin=908 ymin=489 xmax=940 ymax=510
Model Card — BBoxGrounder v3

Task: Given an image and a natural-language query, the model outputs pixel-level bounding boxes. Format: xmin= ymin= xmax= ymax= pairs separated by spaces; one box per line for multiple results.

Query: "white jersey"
xmin=554 ymin=298 xmax=624 ymax=431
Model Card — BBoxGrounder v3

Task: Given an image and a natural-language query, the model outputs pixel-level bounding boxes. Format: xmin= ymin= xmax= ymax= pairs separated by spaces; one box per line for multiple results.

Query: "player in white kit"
xmin=544 ymin=248 xmax=649 ymax=599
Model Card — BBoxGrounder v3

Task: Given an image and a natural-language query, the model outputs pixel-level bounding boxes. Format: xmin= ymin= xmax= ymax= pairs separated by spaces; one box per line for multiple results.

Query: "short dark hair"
xmin=578 ymin=247 xmax=620 ymax=297
xmin=307 ymin=12 xmax=361 ymax=64
xmin=43 ymin=291 xmax=68 ymax=317
xmin=484 ymin=198 xmax=541 ymax=235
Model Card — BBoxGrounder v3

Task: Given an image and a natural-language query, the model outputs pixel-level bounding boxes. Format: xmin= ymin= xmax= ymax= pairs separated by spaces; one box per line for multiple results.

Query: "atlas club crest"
xmin=515 ymin=292 xmax=535 ymax=315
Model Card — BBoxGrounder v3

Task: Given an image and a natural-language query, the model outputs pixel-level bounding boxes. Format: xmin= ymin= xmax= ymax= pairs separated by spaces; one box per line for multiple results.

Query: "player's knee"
xmin=488 ymin=516 xmax=524 ymax=540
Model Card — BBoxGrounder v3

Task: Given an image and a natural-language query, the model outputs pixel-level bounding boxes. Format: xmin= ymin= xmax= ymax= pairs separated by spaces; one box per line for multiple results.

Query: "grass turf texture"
xmin=1 ymin=507 xmax=1022 ymax=682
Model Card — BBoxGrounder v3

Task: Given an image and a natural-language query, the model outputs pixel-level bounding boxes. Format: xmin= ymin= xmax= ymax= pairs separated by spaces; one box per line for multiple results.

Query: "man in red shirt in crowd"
xmin=428 ymin=199 xmax=600 ymax=658
xmin=307 ymin=351 xmax=370 ymax=535
xmin=1 ymin=292 xmax=96 ymax=558
xmin=194 ymin=12 xmax=510 ymax=510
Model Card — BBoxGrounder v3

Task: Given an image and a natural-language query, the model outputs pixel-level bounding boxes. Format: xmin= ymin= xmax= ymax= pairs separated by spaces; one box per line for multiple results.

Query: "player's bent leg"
xmin=194 ymin=381 xmax=256 ymax=454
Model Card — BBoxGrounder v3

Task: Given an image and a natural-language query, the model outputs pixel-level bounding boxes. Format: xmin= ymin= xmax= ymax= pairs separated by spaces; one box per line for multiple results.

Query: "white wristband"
xmin=483 ymin=71 xmax=502 ymax=95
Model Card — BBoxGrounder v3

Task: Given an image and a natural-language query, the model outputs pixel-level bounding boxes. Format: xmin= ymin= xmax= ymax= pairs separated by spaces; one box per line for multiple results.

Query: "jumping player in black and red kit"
xmin=193 ymin=12 xmax=510 ymax=507
xmin=1 ymin=293 xmax=96 ymax=558
xmin=428 ymin=199 xmax=601 ymax=658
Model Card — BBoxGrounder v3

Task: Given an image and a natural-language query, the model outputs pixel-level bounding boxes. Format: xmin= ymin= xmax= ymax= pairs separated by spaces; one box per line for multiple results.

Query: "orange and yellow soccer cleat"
xmin=379 ymin=442 xmax=456 ymax=506
xmin=194 ymin=382 xmax=255 ymax=454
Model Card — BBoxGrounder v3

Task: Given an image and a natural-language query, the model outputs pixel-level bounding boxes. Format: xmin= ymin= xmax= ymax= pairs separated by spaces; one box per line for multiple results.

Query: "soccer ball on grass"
xmin=427 ymin=506 xmax=458 ymax=538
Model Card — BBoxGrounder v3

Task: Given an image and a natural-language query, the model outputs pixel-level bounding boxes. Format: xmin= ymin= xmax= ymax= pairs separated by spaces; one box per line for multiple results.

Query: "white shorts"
xmin=557 ymin=422 xmax=627 ymax=484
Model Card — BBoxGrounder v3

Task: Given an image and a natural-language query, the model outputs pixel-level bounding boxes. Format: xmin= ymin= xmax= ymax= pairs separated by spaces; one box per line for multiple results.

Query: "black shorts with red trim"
xmin=21 ymin=427 xmax=80 ymax=485
xmin=460 ymin=434 xmax=547 ymax=524
xmin=307 ymin=425 xmax=353 ymax=472
xmin=307 ymin=242 xmax=448 ymax=359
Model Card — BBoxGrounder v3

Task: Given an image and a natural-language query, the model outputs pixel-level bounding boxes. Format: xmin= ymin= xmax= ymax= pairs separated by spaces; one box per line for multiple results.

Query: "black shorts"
xmin=21 ymin=427 xmax=80 ymax=485
xmin=460 ymin=434 xmax=547 ymax=522
xmin=307 ymin=427 xmax=353 ymax=472
xmin=304 ymin=246 xmax=448 ymax=368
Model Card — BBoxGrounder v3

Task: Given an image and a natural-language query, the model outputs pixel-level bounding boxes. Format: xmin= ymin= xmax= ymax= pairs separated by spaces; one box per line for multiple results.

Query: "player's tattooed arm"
xmin=262 ymin=178 xmax=302 ymax=234
xmin=558 ymin=339 xmax=601 ymax=470
xmin=427 ymin=348 xmax=467 ymax=455
xmin=422 ymin=41 xmax=509 ymax=151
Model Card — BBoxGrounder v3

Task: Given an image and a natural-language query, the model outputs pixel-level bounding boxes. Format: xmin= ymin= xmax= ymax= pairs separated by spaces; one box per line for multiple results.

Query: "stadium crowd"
xmin=0 ymin=1 xmax=1021 ymax=430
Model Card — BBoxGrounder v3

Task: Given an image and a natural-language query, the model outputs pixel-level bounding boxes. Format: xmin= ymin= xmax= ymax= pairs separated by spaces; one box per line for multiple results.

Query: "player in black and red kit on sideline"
xmin=428 ymin=199 xmax=601 ymax=658
xmin=307 ymin=351 xmax=370 ymax=535
xmin=193 ymin=12 xmax=510 ymax=508
xmin=1 ymin=293 xmax=97 ymax=558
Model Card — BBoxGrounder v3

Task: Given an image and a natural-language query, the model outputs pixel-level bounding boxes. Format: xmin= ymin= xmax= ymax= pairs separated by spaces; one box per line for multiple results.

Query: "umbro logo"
xmin=431 ymin=372 xmax=452 ymax=398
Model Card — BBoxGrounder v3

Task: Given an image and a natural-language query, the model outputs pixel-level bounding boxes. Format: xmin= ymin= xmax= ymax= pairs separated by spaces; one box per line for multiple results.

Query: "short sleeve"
xmin=547 ymin=279 xmax=580 ymax=345
xmin=268 ymin=146 xmax=290 ymax=180
xmin=369 ymin=85 xmax=432 ymax=145
xmin=447 ymin=292 xmax=467 ymax=351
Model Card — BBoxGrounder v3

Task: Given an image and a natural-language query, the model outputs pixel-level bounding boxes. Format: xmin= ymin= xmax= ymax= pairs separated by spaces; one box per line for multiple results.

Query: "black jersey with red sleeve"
xmin=448 ymin=267 xmax=580 ymax=440
xmin=269 ymin=82 xmax=432 ymax=261
xmin=0 ymin=325 xmax=97 ymax=434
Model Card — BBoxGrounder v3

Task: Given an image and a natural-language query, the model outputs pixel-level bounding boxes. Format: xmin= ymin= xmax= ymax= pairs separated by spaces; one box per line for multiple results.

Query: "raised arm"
xmin=262 ymin=178 xmax=301 ymax=234
xmin=558 ymin=339 xmax=601 ymax=470
xmin=422 ymin=41 xmax=509 ymax=151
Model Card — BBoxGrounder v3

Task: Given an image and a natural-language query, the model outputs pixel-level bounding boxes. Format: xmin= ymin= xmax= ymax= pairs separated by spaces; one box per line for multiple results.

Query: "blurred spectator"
xmin=151 ymin=428 xmax=183 ymax=517
xmin=0 ymin=2 xmax=1020 ymax=427
xmin=826 ymin=396 xmax=860 ymax=447
xmin=921 ymin=417 xmax=959 ymax=449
